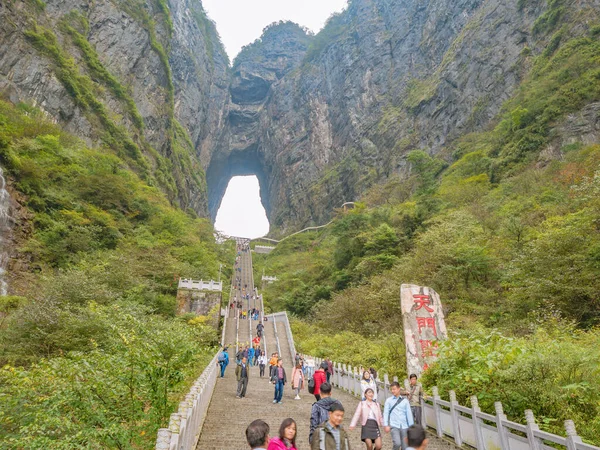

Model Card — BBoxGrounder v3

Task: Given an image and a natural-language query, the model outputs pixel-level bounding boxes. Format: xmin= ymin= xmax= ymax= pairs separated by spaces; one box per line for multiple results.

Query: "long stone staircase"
xmin=161 ymin=240 xmax=598 ymax=450
xmin=194 ymin=240 xmax=458 ymax=450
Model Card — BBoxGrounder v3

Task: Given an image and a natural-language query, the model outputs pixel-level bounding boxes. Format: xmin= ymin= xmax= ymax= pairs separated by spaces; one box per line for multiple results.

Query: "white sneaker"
xmin=273 ymin=400 xmax=277 ymax=403
xmin=294 ymin=395 xmax=301 ymax=400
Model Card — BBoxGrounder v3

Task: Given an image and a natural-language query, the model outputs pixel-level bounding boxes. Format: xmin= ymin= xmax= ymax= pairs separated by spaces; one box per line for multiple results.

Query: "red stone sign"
xmin=401 ymin=284 xmax=448 ymax=376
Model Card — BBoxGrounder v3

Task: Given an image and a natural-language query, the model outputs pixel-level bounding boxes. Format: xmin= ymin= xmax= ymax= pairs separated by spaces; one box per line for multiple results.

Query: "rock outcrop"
xmin=209 ymin=0 xmax=599 ymax=232
xmin=0 ymin=0 xmax=229 ymax=215
xmin=1 ymin=0 xmax=599 ymax=234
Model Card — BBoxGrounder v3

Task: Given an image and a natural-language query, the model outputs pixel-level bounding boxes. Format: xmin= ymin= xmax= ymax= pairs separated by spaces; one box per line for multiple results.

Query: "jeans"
xmin=274 ymin=379 xmax=284 ymax=402
xmin=259 ymin=364 xmax=265 ymax=377
xmin=237 ymin=377 xmax=248 ymax=397
xmin=219 ymin=362 xmax=226 ymax=377
xmin=411 ymin=406 xmax=422 ymax=425
xmin=391 ymin=427 xmax=408 ymax=450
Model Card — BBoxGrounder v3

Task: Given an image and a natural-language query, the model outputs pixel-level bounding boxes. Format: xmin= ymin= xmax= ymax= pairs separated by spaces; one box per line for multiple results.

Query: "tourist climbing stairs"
xmin=159 ymin=238 xmax=594 ymax=450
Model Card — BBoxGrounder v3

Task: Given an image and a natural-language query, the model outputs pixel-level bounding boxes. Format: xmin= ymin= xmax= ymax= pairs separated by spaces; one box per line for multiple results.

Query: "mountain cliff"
xmin=214 ymin=0 xmax=600 ymax=232
xmin=0 ymin=0 xmax=229 ymax=215
xmin=1 ymin=0 xmax=599 ymax=235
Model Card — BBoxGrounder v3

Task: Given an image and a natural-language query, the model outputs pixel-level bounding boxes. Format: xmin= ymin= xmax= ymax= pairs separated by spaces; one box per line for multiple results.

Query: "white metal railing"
xmin=306 ymin=356 xmax=599 ymax=450
xmin=220 ymin=306 xmax=228 ymax=347
xmin=178 ymin=278 xmax=223 ymax=291
xmin=270 ymin=311 xmax=296 ymax=363
xmin=254 ymin=245 xmax=275 ymax=254
xmin=270 ymin=314 xmax=282 ymax=357
xmin=155 ymin=352 xmax=219 ymax=450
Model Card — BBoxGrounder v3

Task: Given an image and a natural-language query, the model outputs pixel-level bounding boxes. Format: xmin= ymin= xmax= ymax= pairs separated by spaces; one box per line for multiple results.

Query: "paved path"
xmin=197 ymin=241 xmax=458 ymax=449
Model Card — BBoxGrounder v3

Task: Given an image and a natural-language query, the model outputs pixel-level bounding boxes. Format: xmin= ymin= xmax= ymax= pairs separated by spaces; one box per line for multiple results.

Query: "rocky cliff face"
xmin=1 ymin=0 xmax=599 ymax=235
xmin=206 ymin=22 xmax=312 ymax=220
xmin=208 ymin=0 xmax=600 ymax=233
xmin=0 ymin=0 xmax=229 ymax=215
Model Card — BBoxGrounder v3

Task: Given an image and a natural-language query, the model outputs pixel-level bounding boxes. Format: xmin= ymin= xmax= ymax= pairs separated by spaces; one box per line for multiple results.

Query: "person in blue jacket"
xmin=248 ymin=346 xmax=255 ymax=367
xmin=383 ymin=382 xmax=414 ymax=450
xmin=218 ymin=347 xmax=229 ymax=378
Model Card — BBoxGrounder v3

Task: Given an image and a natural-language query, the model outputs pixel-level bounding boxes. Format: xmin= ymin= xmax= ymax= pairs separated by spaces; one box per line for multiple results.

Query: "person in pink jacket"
xmin=349 ymin=388 xmax=383 ymax=450
xmin=267 ymin=418 xmax=298 ymax=450
xmin=291 ymin=362 xmax=305 ymax=400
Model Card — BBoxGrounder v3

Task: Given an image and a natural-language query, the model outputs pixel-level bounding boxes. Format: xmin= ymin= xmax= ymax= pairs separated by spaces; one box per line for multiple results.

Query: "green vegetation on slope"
xmin=255 ymin=22 xmax=600 ymax=444
xmin=0 ymin=99 xmax=233 ymax=447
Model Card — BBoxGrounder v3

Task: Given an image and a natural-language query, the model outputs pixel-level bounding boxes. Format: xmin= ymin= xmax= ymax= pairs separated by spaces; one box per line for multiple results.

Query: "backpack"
xmin=308 ymin=377 xmax=315 ymax=394
xmin=218 ymin=352 xmax=226 ymax=363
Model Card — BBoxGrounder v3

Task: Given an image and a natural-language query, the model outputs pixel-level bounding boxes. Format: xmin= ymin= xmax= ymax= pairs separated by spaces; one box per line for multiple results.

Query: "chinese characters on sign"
xmin=400 ymin=284 xmax=448 ymax=376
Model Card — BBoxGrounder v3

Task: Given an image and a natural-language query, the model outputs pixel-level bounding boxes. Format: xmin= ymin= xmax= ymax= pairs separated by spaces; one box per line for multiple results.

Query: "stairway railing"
xmin=155 ymin=352 xmax=219 ymax=450
xmin=305 ymin=355 xmax=598 ymax=450
xmin=270 ymin=311 xmax=296 ymax=363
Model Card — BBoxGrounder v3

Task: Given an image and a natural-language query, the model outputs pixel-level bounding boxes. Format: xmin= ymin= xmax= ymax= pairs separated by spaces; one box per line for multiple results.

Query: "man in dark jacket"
xmin=236 ymin=357 xmax=249 ymax=398
xmin=309 ymin=382 xmax=343 ymax=443
xmin=311 ymin=402 xmax=350 ymax=450
xmin=271 ymin=358 xmax=287 ymax=404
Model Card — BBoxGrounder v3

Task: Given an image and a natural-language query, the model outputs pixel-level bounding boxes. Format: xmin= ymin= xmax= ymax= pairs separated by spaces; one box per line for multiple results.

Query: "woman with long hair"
xmin=291 ymin=362 xmax=305 ymax=400
xmin=267 ymin=418 xmax=297 ymax=450
xmin=349 ymin=388 xmax=383 ymax=450
xmin=360 ymin=370 xmax=378 ymax=402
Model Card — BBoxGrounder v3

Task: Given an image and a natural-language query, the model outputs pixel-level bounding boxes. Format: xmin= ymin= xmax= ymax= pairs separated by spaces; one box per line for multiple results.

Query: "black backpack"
xmin=308 ymin=377 xmax=315 ymax=394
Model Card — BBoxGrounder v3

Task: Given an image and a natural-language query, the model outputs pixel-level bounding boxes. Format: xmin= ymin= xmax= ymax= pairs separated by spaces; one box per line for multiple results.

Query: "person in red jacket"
xmin=313 ymin=362 xmax=328 ymax=401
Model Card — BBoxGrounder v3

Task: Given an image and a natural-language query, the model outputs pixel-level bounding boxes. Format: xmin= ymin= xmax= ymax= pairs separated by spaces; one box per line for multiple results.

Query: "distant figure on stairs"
xmin=236 ymin=357 xmax=249 ymax=399
xmin=271 ymin=358 xmax=287 ymax=404
xmin=291 ymin=362 xmax=305 ymax=400
xmin=312 ymin=362 xmax=328 ymax=401
xmin=258 ymin=353 xmax=267 ymax=377
xmin=217 ymin=347 xmax=229 ymax=378
xmin=407 ymin=374 xmax=423 ymax=426
xmin=257 ymin=322 xmax=264 ymax=338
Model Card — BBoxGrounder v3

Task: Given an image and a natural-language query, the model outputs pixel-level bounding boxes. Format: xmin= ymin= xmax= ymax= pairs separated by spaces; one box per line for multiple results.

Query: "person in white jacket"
xmin=360 ymin=370 xmax=378 ymax=402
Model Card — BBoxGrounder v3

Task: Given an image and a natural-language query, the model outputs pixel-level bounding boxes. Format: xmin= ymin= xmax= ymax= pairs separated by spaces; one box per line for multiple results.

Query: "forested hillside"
xmin=253 ymin=17 xmax=600 ymax=442
xmin=0 ymin=100 xmax=233 ymax=447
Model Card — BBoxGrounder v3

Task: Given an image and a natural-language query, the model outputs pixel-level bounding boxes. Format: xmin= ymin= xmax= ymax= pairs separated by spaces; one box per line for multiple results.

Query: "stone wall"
xmin=176 ymin=289 xmax=221 ymax=328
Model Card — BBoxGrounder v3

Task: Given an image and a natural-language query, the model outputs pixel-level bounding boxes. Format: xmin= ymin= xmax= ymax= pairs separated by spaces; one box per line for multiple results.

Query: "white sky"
xmin=202 ymin=0 xmax=348 ymax=60
xmin=207 ymin=1 xmax=348 ymax=238
xmin=214 ymin=176 xmax=270 ymax=238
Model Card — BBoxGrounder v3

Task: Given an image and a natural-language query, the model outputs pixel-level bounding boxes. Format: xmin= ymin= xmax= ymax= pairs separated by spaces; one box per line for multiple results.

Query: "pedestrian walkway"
xmin=198 ymin=338 xmax=456 ymax=449
xmin=197 ymin=239 xmax=458 ymax=449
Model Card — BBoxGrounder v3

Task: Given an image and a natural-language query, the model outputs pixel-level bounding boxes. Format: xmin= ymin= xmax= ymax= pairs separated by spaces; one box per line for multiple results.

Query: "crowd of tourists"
xmin=245 ymin=418 xmax=429 ymax=450
xmin=219 ymin=343 xmax=427 ymax=450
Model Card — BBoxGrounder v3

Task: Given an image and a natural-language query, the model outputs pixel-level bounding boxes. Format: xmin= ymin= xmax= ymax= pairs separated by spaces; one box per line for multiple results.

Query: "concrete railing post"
xmin=525 ymin=410 xmax=542 ymax=450
xmin=168 ymin=413 xmax=181 ymax=450
xmin=565 ymin=420 xmax=582 ymax=450
xmin=432 ymin=387 xmax=443 ymax=438
xmin=178 ymin=401 xmax=189 ymax=449
xmin=342 ymin=364 xmax=348 ymax=391
xmin=155 ymin=429 xmax=172 ymax=450
xmin=383 ymin=374 xmax=390 ymax=402
xmin=449 ymin=391 xmax=462 ymax=446
xmin=471 ymin=396 xmax=485 ymax=450
xmin=420 ymin=392 xmax=427 ymax=428
xmin=495 ymin=402 xmax=509 ymax=450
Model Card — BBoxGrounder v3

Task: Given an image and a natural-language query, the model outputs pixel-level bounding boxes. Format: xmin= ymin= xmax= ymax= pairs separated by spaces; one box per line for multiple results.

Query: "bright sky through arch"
xmin=202 ymin=0 xmax=349 ymax=60
xmin=214 ymin=176 xmax=270 ymax=239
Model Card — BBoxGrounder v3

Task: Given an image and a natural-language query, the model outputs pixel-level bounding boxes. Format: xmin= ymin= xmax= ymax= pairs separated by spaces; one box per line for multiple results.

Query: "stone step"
xmin=197 ymin=248 xmax=459 ymax=450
